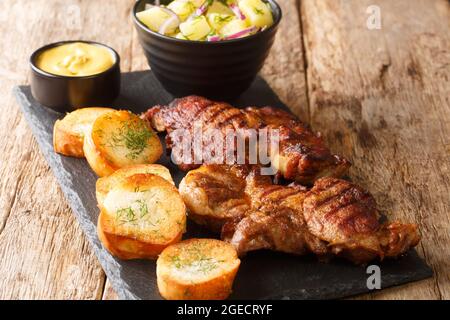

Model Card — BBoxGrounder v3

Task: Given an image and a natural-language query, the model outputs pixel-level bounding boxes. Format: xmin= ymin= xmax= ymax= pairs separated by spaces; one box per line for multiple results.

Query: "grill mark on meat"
xmin=181 ymin=166 xmax=421 ymax=264
xmin=313 ymin=185 xmax=354 ymax=208
xmin=216 ymin=110 xmax=246 ymax=128
xmin=308 ymin=178 xmax=344 ymax=195
xmin=322 ymin=197 xmax=362 ymax=227
xmin=339 ymin=207 xmax=379 ymax=235
xmin=318 ymin=189 xmax=378 ymax=237
xmin=221 ymin=112 xmax=245 ymax=127
xmin=259 ymin=185 xmax=285 ymax=198
xmin=193 ymin=105 xmax=207 ymax=119
xmin=144 ymin=96 xmax=352 ymax=183
xmin=203 ymin=104 xmax=231 ymax=124
xmin=272 ymin=189 xmax=301 ymax=202
xmin=258 ymin=185 xmax=299 ymax=199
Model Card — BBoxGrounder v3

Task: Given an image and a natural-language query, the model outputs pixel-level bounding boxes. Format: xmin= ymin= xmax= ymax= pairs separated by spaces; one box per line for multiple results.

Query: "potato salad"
xmin=137 ymin=0 xmax=274 ymax=41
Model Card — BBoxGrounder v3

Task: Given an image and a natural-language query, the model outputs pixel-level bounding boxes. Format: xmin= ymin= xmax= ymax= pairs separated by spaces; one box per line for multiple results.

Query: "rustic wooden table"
xmin=0 ymin=0 xmax=448 ymax=300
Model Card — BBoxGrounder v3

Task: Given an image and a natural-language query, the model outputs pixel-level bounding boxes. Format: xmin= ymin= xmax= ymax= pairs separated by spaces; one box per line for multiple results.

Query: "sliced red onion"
xmin=229 ymin=3 xmax=246 ymax=20
xmin=196 ymin=0 xmax=212 ymax=16
xmin=207 ymin=35 xmax=222 ymax=42
xmin=224 ymin=26 xmax=259 ymax=40
xmin=142 ymin=5 xmax=180 ymax=35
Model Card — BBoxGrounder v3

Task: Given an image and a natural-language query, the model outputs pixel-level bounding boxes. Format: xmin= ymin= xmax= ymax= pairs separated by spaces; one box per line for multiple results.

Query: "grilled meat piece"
xmin=180 ymin=165 xmax=324 ymax=256
xmin=143 ymin=96 xmax=263 ymax=172
xmin=245 ymin=107 xmax=350 ymax=183
xmin=302 ymin=178 xmax=420 ymax=264
xmin=146 ymin=96 xmax=263 ymax=133
xmin=179 ymin=165 xmax=420 ymax=264
xmin=222 ymin=169 xmax=330 ymax=257
xmin=142 ymin=95 xmax=350 ymax=184
xmin=179 ymin=165 xmax=253 ymax=233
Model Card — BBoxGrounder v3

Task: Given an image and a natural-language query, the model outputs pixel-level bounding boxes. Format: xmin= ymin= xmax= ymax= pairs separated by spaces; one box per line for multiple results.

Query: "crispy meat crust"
xmin=142 ymin=96 xmax=350 ymax=184
xmin=180 ymin=165 xmax=420 ymax=264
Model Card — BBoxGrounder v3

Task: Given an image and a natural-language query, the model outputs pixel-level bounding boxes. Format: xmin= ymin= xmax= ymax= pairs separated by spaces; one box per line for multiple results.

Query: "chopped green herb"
xmin=170 ymin=255 xmax=183 ymax=269
xmin=169 ymin=243 xmax=225 ymax=274
xmin=136 ymin=199 xmax=149 ymax=218
xmin=213 ymin=14 xmax=232 ymax=24
xmin=191 ymin=15 xmax=203 ymax=24
xmin=115 ymin=199 xmax=149 ymax=224
xmin=106 ymin=114 xmax=153 ymax=160
xmin=115 ymin=206 xmax=137 ymax=224
xmin=254 ymin=7 xmax=264 ymax=15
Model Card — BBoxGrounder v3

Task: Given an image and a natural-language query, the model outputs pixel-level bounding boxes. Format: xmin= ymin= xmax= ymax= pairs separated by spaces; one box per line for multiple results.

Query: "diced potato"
xmin=207 ymin=13 xmax=233 ymax=32
xmin=206 ymin=31 xmax=221 ymax=41
xmin=180 ymin=16 xmax=212 ymax=40
xmin=174 ymin=32 xmax=188 ymax=40
xmin=167 ymin=0 xmax=196 ymax=21
xmin=238 ymin=0 xmax=273 ymax=28
xmin=137 ymin=7 xmax=175 ymax=33
xmin=207 ymin=1 xmax=234 ymax=15
xmin=220 ymin=18 xmax=249 ymax=37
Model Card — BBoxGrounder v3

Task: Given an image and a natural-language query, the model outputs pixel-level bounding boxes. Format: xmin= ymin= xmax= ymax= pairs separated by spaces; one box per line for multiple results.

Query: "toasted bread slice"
xmin=96 ymin=164 xmax=174 ymax=209
xmin=83 ymin=110 xmax=163 ymax=176
xmin=157 ymin=238 xmax=240 ymax=300
xmin=53 ymin=107 xmax=115 ymax=157
xmin=98 ymin=173 xmax=186 ymax=260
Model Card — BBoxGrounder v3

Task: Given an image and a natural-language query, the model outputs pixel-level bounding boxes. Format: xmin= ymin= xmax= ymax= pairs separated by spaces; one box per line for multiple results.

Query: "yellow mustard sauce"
xmin=36 ymin=42 xmax=114 ymax=77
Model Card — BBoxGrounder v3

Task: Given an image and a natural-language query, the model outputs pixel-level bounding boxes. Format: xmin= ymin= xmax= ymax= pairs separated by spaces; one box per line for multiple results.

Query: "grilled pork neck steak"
xmin=142 ymin=95 xmax=350 ymax=184
xmin=179 ymin=165 xmax=420 ymax=264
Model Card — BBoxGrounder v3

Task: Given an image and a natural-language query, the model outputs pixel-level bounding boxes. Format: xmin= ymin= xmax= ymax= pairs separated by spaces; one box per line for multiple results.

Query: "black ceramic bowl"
xmin=30 ymin=40 xmax=121 ymax=112
xmin=133 ymin=0 xmax=282 ymax=99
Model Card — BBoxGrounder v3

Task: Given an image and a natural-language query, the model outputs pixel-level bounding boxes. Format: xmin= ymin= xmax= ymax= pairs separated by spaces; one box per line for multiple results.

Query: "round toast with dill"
xmin=84 ymin=110 xmax=163 ymax=177
xmin=96 ymin=164 xmax=174 ymax=209
xmin=156 ymin=238 xmax=240 ymax=300
xmin=98 ymin=173 xmax=186 ymax=259
xmin=53 ymin=107 xmax=116 ymax=157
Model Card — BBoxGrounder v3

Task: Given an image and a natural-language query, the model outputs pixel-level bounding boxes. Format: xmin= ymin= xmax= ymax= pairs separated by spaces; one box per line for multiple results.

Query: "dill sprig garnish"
xmin=136 ymin=199 xmax=149 ymax=218
xmin=213 ymin=14 xmax=233 ymax=25
xmin=170 ymin=254 xmax=224 ymax=273
xmin=169 ymin=242 xmax=226 ymax=274
xmin=115 ymin=206 xmax=137 ymax=224
xmin=254 ymin=7 xmax=264 ymax=15
xmin=115 ymin=199 xmax=149 ymax=224
xmin=107 ymin=114 xmax=153 ymax=160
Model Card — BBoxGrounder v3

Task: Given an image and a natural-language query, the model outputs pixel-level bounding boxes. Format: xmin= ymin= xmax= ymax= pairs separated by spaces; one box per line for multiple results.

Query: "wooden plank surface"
xmin=301 ymin=0 xmax=450 ymax=299
xmin=0 ymin=0 xmax=134 ymax=299
xmin=0 ymin=0 xmax=448 ymax=299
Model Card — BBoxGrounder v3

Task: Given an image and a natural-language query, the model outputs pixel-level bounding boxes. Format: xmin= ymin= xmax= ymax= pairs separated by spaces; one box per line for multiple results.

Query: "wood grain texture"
xmin=300 ymin=0 xmax=450 ymax=299
xmin=101 ymin=280 xmax=118 ymax=300
xmin=0 ymin=0 xmax=448 ymax=300
xmin=0 ymin=0 xmax=134 ymax=299
xmin=261 ymin=0 xmax=309 ymax=122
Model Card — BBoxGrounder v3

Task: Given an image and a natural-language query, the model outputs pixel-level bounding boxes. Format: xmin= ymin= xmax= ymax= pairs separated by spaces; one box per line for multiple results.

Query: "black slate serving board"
xmin=14 ymin=71 xmax=432 ymax=300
